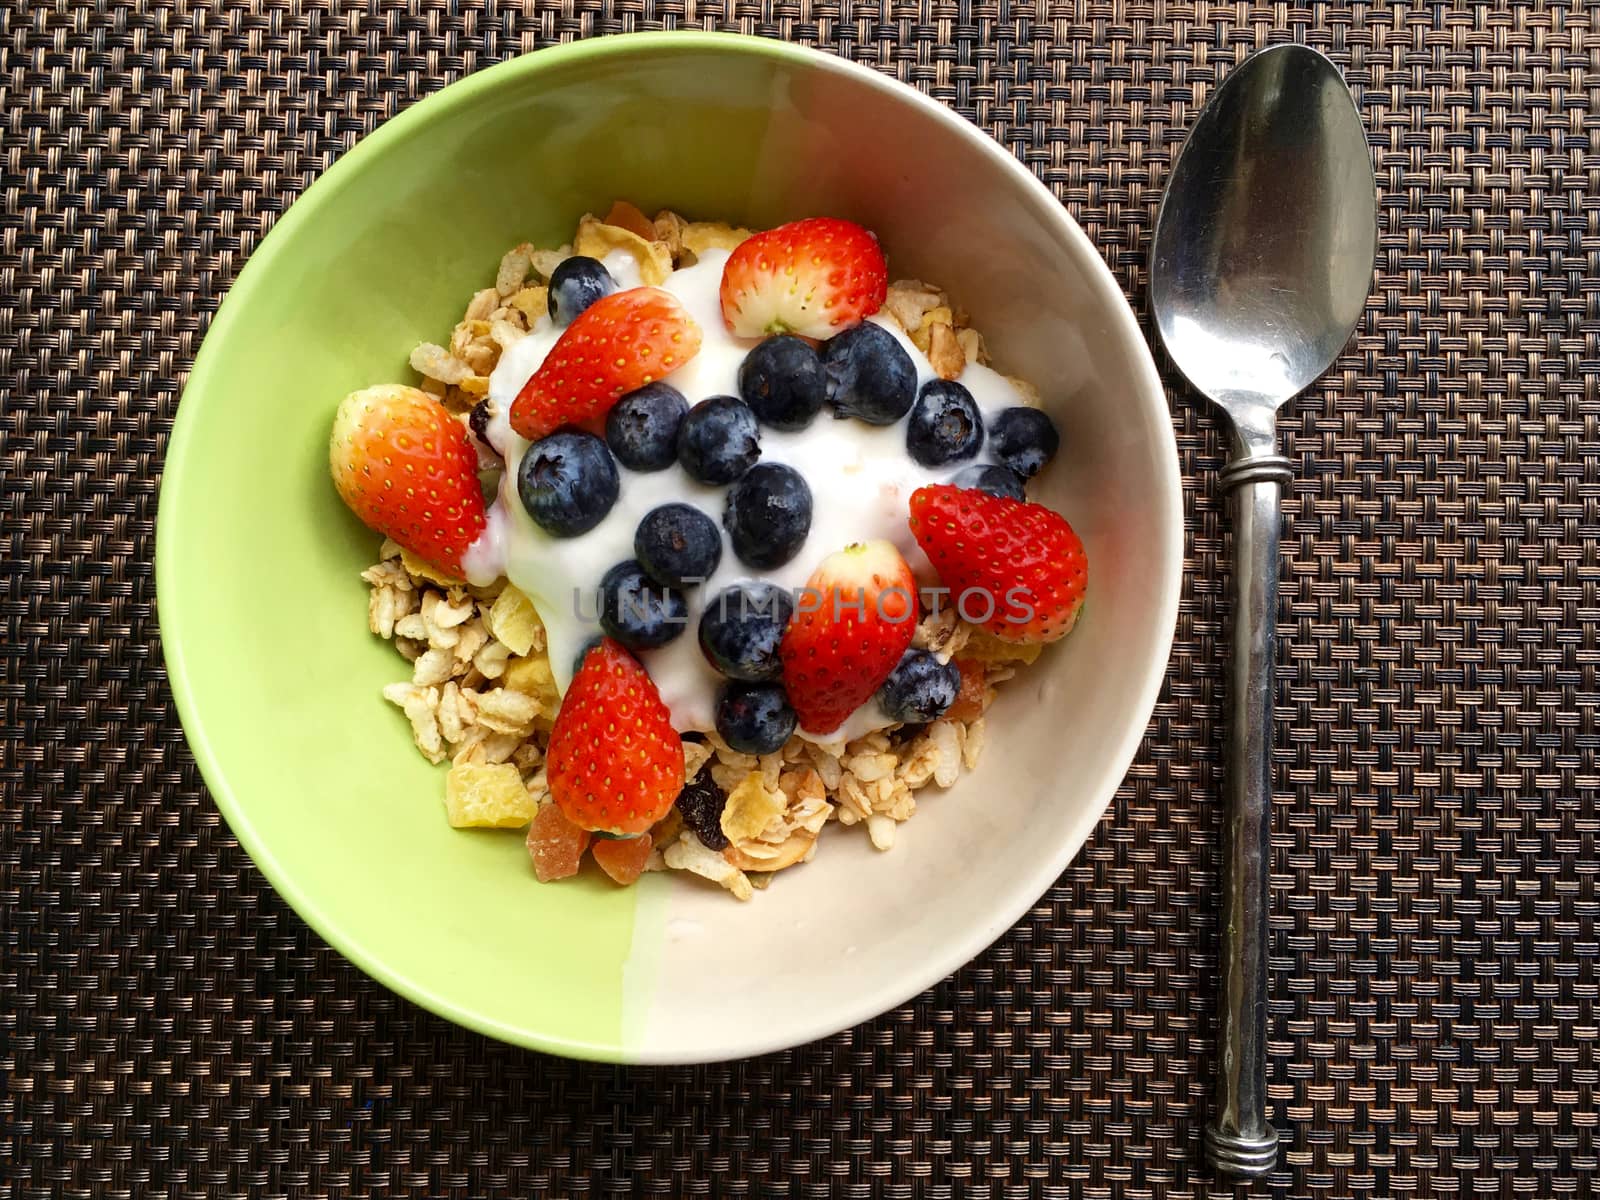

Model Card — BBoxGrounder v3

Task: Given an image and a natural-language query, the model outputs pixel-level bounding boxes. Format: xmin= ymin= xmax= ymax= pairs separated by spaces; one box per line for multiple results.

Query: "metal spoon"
xmin=1149 ymin=45 xmax=1376 ymax=1178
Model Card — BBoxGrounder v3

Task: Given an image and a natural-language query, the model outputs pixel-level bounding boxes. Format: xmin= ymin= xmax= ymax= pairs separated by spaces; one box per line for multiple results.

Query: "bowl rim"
xmin=157 ymin=29 xmax=1182 ymax=1062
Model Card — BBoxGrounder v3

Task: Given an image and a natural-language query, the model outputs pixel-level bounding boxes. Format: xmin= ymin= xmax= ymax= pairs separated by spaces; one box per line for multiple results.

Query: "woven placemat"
xmin=4 ymin=2 xmax=1597 ymax=1197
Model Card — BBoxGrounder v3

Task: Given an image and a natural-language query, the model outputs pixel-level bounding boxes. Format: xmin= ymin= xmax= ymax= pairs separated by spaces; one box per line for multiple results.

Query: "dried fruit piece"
xmin=944 ymin=658 xmax=989 ymax=723
xmin=592 ymin=833 xmax=654 ymax=885
xmin=526 ymin=802 xmax=592 ymax=882
xmin=719 ymin=772 xmax=786 ymax=843
xmin=443 ymin=761 xmax=538 ymax=829
xmin=603 ymin=200 xmax=659 ymax=241
xmin=486 ymin=586 xmax=543 ymax=656
xmin=502 ymin=654 xmax=559 ymax=709
xmin=675 ymin=767 xmax=729 ymax=850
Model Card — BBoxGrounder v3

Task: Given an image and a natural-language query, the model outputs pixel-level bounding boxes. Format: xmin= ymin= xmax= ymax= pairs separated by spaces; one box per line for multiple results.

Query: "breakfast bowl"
xmin=157 ymin=32 xmax=1181 ymax=1063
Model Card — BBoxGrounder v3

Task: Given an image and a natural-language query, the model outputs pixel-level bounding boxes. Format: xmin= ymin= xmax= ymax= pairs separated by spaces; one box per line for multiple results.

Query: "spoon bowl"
xmin=1152 ymin=44 xmax=1377 ymax=444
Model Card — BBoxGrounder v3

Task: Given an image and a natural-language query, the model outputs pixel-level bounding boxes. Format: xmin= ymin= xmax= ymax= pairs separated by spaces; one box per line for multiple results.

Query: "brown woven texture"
xmin=4 ymin=2 xmax=1598 ymax=1197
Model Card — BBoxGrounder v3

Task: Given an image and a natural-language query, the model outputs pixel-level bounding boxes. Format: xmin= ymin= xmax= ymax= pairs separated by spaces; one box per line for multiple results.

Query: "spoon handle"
xmin=1203 ymin=452 xmax=1290 ymax=1178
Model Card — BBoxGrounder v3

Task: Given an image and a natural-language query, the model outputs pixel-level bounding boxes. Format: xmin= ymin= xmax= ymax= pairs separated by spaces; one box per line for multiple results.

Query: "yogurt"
xmin=462 ymin=248 xmax=1025 ymax=737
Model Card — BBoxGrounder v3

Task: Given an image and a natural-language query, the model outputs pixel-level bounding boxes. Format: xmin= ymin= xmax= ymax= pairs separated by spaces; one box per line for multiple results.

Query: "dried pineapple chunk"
xmin=444 ymin=761 xmax=537 ymax=828
xmin=720 ymin=772 xmax=786 ymax=843
xmin=486 ymin=585 xmax=542 ymax=656
xmin=503 ymin=653 xmax=560 ymax=709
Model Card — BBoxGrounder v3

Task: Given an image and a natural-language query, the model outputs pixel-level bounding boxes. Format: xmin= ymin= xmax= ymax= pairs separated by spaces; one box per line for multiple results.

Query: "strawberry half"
xmin=329 ymin=384 xmax=488 ymax=578
xmin=779 ymin=540 xmax=918 ymax=735
xmin=509 ymin=287 xmax=702 ymax=441
xmin=908 ymin=484 xmax=1088 ymax=644
xmin=546 ymin=638 xmax=685 ymax=836
xmin=719 ymin=217 xmax=888 ymax=339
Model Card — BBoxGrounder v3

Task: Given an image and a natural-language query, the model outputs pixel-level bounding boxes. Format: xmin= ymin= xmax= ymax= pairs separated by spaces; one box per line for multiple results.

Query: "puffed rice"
xmin=664 ymin=832 xmax=754 ymax=901
xmin=410 ymin=342 xmax=476 ymax=386
xmin=529 ymin=245 xmax=571 ymax=280
xmin=496 ymin=243 xmax=535 ymax=296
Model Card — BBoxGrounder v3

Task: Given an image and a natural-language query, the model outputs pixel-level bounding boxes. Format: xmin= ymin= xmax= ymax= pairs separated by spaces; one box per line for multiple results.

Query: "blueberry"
xmin=675 ymin=767 xmax=729 ymax=850
xmin=906 ymin=379 xmax=984 ymax=466
xmin=547 ymin=256 xmax=616 ymax=325
xmin=822 ymin=322 xmax=917 ymax=425
xmin=723 ymin=462 xmax=812 ymax=569
xmin=698 ymin=582 xmax=796 ymax=681
xmin=517 ymin=429 xmax=619 ymax=537
xmin=989 ymin=407 xmax=1060 ymax=479
xmin=953 ymin=464 xmax=1026 ymax=502
xmin=738 ymin=335 xmax=826 ymax=430
xmin=876 ymin=649 xmax=962 ymax=723
xmin=715 ymin=681 xmax=798 ymax=755
xmin=634 ymin=503 xmax=723 ymax=589
xmin=606 ymin=382 xmax=689 ymax=472
xmin=677 ymin=395 xmax=761 ymax=485
xmin=598 ymin=560 xmax=688 ymax=650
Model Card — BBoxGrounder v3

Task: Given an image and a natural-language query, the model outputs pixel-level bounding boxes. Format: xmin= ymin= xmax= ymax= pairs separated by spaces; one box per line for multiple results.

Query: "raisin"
xmin=469 ymin=399 xmax=492 ymax=443
xmin=675 ymin=767 xmax=729 ymax=851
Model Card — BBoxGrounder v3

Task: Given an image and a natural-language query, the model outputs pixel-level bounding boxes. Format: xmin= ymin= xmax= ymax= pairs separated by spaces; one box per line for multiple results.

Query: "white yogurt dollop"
xmin=461 ymin=248 xmax=1025 ymax=737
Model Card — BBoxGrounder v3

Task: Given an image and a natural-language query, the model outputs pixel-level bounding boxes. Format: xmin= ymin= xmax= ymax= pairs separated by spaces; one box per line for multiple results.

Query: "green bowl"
xmin=158 ymin=32 xmax=1182 ymax=1063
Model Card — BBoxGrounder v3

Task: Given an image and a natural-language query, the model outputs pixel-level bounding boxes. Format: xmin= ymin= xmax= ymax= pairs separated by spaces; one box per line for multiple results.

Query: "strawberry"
xmin=509 ymin=288 xmax=702 ymax=441
xmin=329 ymin=384 xmax=488 ymax=578
xmin=546 ymin=638 xmax=685 ymax=835
xmin=719 ymin=217 xmax=888 ymax=339
xmin=592 ymin=832 xmax=654 ymax=886
xmin=908 ymin=484 xmax=1088 ymax=644
xmin=779 ymin=540 xmax=918 ymax=735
